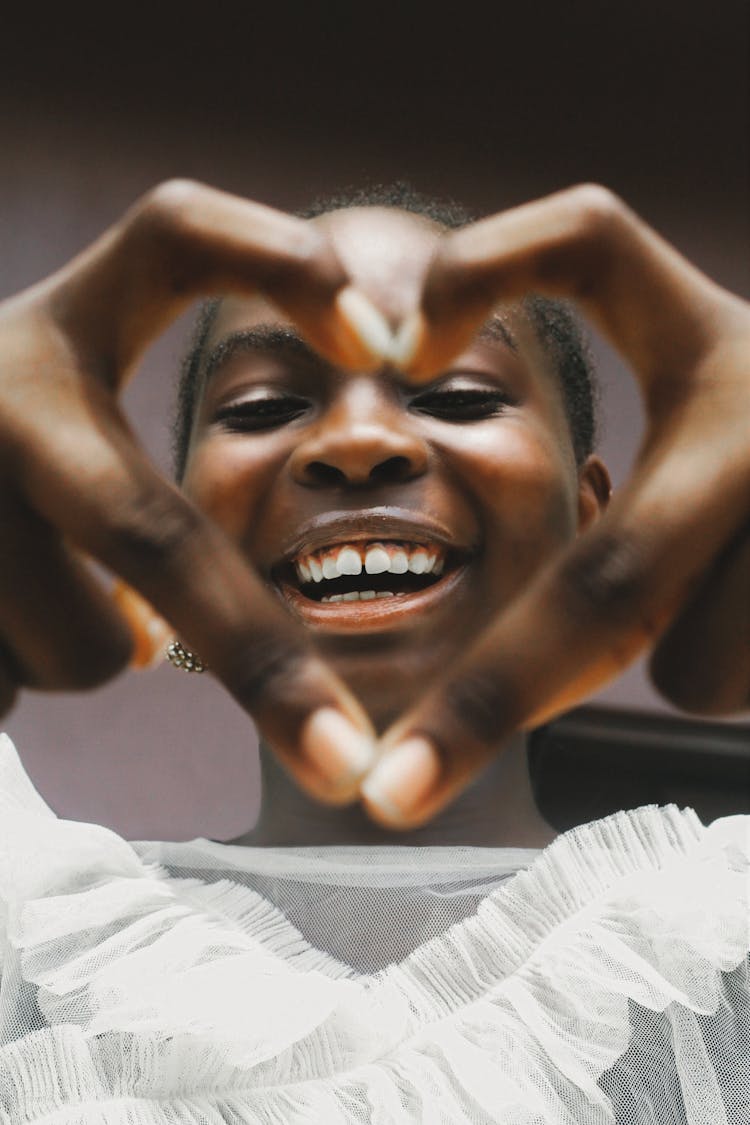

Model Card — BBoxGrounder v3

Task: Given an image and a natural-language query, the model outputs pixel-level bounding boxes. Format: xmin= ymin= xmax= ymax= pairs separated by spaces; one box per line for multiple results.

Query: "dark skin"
xmin=0 ymin=181 xmax=746 ymax=837
xmin=187 ymin=297 xmax=601 ymax=728
xmin=181 ymin=208 xmax=610 ymax=845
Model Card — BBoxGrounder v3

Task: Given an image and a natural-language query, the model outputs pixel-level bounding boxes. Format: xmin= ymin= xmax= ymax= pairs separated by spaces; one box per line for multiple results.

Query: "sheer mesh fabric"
xmin=0 ymin=733 xmax=747 ymax=1124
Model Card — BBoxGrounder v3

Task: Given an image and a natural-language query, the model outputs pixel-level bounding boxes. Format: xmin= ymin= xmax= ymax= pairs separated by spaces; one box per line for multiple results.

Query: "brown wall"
xmin=1 ymin=4 xmax=747 ymax=838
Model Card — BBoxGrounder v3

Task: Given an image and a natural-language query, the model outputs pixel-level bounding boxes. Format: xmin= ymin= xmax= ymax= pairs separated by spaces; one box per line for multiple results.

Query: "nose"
xmin=290 ymin=379 xmax=429 ymax=488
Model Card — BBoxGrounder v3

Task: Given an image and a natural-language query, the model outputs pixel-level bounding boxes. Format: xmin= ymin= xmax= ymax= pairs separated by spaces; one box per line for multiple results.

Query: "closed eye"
xmin=411 ymin=389 xmax=515 ymax=421
xmin=213 ymin=396 xmax=310 ymax=431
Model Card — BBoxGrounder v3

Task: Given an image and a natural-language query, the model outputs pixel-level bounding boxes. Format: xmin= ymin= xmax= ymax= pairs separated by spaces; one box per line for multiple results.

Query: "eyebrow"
xmin=479 ymin=316 xmax=517 ymax=351
xmin=202 ymin=325 xmax=322 ymax=383
xmin=202 ymin=314 xmax=518 ymax=385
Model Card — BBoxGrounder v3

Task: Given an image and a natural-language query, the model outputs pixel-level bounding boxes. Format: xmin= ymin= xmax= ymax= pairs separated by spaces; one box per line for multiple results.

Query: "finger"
xmin=649 ymin=519 xmax=750 ymax=715
xmin=109 ymin=580 xmax=173 ymax=669
xmin=41 ymin=179 xmax=392 ymax=381
xmin=360 ymin=409 xmax=750 ymax=830
xmin=18 ymin=417 xmax=379 ymax=805
xmin=0 ymin=490 xmax=133 ymax=690
xmin=403 ymin=183 xmax=741 ymax=384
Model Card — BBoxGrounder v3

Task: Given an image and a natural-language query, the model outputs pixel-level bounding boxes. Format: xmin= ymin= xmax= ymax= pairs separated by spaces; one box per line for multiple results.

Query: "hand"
xmin=360 ymin=184 xmax=750 ymax=830
xmin=0 ymin=180 xmax=396 ymax=805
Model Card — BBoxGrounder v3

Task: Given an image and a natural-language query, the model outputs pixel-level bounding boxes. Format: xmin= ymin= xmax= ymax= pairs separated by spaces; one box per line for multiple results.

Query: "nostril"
xmin=303 ymin=455 xmax=415 ymax=487
xmin=306 ymin=462 xmax=348 ymax=486
xmin=369 ymin=456 xmax=413 ymax=483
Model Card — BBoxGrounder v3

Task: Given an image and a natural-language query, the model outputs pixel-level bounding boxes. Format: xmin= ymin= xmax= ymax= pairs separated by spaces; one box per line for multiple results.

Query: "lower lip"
xmin=277 ymin=564 xmax=470 ymax=633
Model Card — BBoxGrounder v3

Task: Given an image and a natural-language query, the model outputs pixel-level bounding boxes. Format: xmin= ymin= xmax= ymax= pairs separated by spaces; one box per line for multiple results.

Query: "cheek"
xmin=181 ymin=439 xmax=275 ymax=542
xmin=460 ymin=428 xmax=578 ymax=560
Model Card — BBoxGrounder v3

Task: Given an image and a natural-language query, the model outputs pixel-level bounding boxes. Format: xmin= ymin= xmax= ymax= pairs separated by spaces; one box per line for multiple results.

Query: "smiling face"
xmin=181 ymin=206 xmax=609 ymax=731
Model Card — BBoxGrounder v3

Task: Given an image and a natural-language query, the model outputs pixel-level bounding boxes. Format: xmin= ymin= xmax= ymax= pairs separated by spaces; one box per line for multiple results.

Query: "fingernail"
xmin=360 ymin=736 xmax=441 ymax=824
xmin=111 ymin=581 xmax=173 ymax=669
xmin=302 ymin=707 xmax=378 ymax=791
xmin=387 ymin=311 xmax=424 ymax=368
xmin=336 ymin=286 xmax=396 ymax=361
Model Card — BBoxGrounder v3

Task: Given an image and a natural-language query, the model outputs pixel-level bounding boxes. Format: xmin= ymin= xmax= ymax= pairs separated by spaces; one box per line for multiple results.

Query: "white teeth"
xmin=320 ymin=589 xmax=397 ymax=603
xmin=322 ymin=557 xmax=339 ymax=580
xmin=295 ymin=558 xmax=312 ymax=583
xmin=294 ymin=540 xmax=449 ymax=583
xmin=364 ymin=546 xmax=391 ymax=574
xmin=336 ymin=547 xmax=362 ymax=575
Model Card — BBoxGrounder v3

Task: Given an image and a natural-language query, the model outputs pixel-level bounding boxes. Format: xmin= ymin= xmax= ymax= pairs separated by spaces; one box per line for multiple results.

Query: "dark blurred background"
xmin=1 ymin=2 xmax=747 ymax=838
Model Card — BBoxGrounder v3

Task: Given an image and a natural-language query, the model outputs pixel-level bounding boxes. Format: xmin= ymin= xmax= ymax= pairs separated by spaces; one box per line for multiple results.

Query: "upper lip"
xmin=274 ymin=507 xmax=477 ymax=567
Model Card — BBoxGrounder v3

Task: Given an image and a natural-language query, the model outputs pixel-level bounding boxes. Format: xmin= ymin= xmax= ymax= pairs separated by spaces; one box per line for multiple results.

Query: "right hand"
xmin=0 ymin=180 xmax=383 ymax=804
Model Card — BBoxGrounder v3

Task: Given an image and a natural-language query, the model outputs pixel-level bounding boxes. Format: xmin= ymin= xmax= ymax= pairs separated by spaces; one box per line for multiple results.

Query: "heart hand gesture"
xmin=360 ymin=185 xmax=750 ymax=828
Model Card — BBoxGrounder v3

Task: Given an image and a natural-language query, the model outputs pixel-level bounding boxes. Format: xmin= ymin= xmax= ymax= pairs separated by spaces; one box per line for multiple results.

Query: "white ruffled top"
xmin=0 ymin=732 xmax=747 ymax=1124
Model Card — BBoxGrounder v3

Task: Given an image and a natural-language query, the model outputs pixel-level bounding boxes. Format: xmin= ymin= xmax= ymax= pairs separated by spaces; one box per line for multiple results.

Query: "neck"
xmin=225 ymin=732 xmax=559 ymax=848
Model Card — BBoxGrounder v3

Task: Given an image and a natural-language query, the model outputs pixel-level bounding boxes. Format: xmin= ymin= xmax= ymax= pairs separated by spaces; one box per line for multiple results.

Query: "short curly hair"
xmin=172 ymin=182 xmax=599 ymax=479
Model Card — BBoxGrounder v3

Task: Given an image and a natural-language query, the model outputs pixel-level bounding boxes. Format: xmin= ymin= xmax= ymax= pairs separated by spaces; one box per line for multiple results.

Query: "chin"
xmin=320 ymin=642 xmax=439 ymax=732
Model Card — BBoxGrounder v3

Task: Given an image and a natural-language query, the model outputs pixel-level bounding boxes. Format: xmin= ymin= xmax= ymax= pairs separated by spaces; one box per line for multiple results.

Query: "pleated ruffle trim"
xmin=0 ymin=733 xmax=748 ymax=1124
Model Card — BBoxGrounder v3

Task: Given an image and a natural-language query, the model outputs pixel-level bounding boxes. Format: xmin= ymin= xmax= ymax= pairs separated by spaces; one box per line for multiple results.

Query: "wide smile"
xmin=271 ymin=537 xmax=473 ymax=633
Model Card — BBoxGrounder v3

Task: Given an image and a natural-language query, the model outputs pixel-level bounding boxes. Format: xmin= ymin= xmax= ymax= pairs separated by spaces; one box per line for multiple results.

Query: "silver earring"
xmin=166 ymin=640 xmax=207 ymax=673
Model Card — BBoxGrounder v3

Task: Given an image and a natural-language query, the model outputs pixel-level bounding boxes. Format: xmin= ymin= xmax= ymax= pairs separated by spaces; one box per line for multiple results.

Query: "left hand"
xmin=359 ymin=184 xmax=750 ymax=830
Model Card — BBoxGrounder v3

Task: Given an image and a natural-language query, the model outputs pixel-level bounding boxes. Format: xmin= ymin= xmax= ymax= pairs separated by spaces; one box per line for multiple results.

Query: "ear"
xmin=576 ymin=454 xmax=612 ymax=533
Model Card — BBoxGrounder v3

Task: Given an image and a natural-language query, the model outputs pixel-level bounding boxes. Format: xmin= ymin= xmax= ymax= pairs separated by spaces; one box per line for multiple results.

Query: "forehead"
xmin=210 ymin=205 xmax=442 ymax=340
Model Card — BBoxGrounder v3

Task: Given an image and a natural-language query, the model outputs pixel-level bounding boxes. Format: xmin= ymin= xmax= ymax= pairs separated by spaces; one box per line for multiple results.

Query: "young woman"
xmin=0 ymin=181 xmax=747 ymax=1122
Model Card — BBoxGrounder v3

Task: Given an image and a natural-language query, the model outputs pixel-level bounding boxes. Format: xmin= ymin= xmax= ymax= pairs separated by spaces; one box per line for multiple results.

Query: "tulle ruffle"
xmin=0 ymin=733 xmax=747 ymax=1124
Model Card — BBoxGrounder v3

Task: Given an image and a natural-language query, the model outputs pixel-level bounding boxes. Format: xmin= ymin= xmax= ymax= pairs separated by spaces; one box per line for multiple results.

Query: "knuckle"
xmin=130 ymin=179 xmax=205 ymax=241
xmin=125 ymin=180 xmax=213 ymax=288
xmin=101 ymin=481 xmax=203 ymax=580
xmin=122 ymin=180 xmax=211 ymax=297
xmin=557 ymin=530 xmax=649 ymax=624
xmin=223 ymin=635 xmax=310 ymax=714
xmin=442 ymin=670 xmax=518 ymax=752
xmin=537 ymin=184 xmax=629 ymax=295
xmin=565 ymin=183 xmax=626 ymax=243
